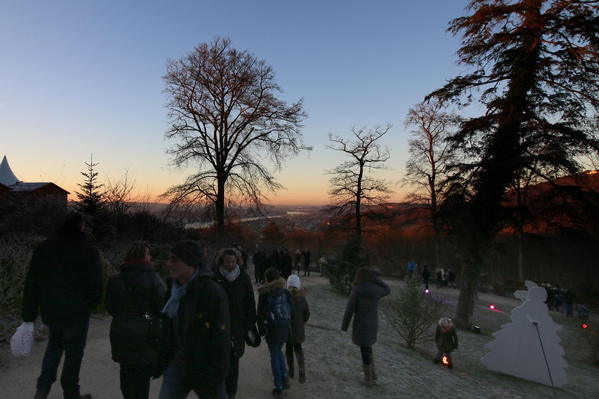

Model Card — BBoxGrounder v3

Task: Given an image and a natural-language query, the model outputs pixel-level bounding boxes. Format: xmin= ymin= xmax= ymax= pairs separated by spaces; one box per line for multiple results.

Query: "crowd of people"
xmin=252 ymin=247 xmax=312 ymax=285
xmin=415 ymin=263 xmax=456 ymax=290
xmin=20 ymin=212 xmax=400 ymax=399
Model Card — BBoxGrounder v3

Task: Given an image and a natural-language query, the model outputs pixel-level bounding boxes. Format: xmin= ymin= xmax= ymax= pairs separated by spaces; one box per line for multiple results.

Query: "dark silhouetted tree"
xmin=428 ymin=0 xmax=599 ymax=327
xmin=76 ymin=155 xmax=103 ymax=216
xmin=327 ymin=125 xmax=393 ymax=240
xmin=162 ymin=37 xmax=307 ymax=244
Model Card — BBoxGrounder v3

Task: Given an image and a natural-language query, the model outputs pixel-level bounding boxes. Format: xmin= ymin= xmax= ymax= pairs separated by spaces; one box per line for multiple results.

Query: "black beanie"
xmin=171 ymin=240 xmax=204 ymax=269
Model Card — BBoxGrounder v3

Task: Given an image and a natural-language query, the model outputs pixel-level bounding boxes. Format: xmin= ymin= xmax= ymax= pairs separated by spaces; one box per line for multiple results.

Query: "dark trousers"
xmin=36 ymin=314 xmax=90 ymax=399
xmin=303 ymin=264 xmax=310 ymax=277
xmin=224 ymin=354 xmax=240 ymax=396
xmin=120 ymin=364 xmax=153 ymax=399
xmin=360 ymin=346 xmax=373 ymax=365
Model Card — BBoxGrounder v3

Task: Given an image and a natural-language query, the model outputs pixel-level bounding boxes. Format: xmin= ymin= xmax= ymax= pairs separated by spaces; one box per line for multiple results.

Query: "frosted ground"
xmin=1 ymin=274 xmax=597 ymax=399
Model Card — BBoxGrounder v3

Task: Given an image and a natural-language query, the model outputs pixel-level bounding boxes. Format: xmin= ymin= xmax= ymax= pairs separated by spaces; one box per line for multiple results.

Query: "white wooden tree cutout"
xmin=482 ymin=282 xmax=568 ymax=387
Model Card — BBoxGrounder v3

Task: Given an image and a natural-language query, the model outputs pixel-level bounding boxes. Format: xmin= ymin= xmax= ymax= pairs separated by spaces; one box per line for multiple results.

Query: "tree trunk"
xmin=215 ymin=177 xmax=226 ymax=246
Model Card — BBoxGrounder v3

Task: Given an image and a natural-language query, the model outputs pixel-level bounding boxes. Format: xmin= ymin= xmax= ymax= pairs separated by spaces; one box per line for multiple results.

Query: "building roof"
xmin=9 ymin=182 xmax=70 ymax=194
xmin=0 ymin=156 xmax=20 ymax=186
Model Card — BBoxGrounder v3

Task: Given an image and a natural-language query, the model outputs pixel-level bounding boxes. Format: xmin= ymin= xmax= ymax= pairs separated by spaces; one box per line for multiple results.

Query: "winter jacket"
xmin=213 ymin=268 xmax=256 ymax=358
xmin=22 ymin=231 xmax=103 ymax=325
xmin=164 ymin=269 xmax=231 ymax=389
xmin=341 ymin=278 xmax=390 ymax=347
xmin=287 ymin=288 xmax=310 ymax=344
xmin=105 ymin=261 xmax=166 ymax=365
xmin=435 ymin=325 xmax=458 ymax=353
xmin=257 ymin=278 xmax=295 ymax=345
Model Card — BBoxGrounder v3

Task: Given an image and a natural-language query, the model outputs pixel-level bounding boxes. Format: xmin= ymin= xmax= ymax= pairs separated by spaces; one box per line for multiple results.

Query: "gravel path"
xmin=1 ymin=274 xmax=596 ymax=398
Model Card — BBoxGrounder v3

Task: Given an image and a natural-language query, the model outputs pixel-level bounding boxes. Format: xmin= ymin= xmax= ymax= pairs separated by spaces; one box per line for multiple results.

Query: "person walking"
xmin=159 ymin=240 xmax=231 ymax=399
xmin=105 ymin=241 xmax=166 ymax=399
xmin=257 ymin=268 xmax=295 ymax=399
xmin=341 ymin=268 xmax=390 ymax=387
xmin=422 ymin=266 xmax=431 ymax=290
xmin=22 ymin=212 xmax=103 ymax=399
xmin=214 ymin=248 xmax=257 ymax=399
xmin=285 ymin=274 xmax=310 ymax=383
xmin=302 ymin=250 xmax=311 ymax=277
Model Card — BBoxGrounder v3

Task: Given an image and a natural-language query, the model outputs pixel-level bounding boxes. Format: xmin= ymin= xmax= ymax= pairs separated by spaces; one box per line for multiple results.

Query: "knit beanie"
xmin=171 ymin=240 xmax=204 ymax=269
xmin=287 ymin=274 xmax=301 ymax=289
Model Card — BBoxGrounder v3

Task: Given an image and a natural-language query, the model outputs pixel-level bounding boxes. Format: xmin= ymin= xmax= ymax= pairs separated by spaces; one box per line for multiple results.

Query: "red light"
xmin=582 ymin=323 xmax=589 ymax=329
xmin=442 ymin=356 xmax=450 ymax=366
xmin=489 ymin=304 xmax=496 ymax=310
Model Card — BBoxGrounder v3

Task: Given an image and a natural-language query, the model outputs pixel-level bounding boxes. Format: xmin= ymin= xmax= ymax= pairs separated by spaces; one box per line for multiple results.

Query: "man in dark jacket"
xmin=214 ymin=248 xmax=256 ymax=399
xmin=159 ymin=240 xmax=230 ymax=399
xmin=22 ymin=212 xmax=103 ymax=399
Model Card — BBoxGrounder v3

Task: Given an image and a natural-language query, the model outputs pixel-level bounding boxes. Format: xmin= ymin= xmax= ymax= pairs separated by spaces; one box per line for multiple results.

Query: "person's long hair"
xmin=353 ymin=267 xmax=375 ymax=286
xmin=125 ymin=241 xmax=151 ymax=262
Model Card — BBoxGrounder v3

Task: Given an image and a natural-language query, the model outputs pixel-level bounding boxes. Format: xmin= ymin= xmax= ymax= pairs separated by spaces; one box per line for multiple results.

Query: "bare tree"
xmin=403 ymin=100 xmax=459 ymax=266
xmin=162 ymin=37 xmax=307 ymax=243
xmin=104 ymin=172 xmax=135 ymax=217
xmin=327 ymin=126 xmax=393 ymax=238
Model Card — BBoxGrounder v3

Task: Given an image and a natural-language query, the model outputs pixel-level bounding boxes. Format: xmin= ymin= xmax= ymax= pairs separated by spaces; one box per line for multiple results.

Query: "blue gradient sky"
xmin=0 ymin=0 xmax=469 ymax=205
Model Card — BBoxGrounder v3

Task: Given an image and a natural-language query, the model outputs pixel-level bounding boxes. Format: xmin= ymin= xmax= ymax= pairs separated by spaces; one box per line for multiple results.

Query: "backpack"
xmin=266 ymin=291 xmax=291 ymax=326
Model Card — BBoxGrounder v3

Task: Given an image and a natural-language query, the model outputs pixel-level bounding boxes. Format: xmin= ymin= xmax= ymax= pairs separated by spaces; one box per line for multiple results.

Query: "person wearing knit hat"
xmin=159 ymin=240 xmax=231 ymax=399
xmin=285 ymin=274 xmax=310 ymax=384
xmin=287 ymin=274 xmax=301 ymax=290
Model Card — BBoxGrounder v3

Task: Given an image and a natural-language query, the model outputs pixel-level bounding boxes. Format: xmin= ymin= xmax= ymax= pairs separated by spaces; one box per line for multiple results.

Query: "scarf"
xmin=220 ymin=265 xmax=241 ymax=282
xmin=162 ymin=270 xmax=198 ymax=318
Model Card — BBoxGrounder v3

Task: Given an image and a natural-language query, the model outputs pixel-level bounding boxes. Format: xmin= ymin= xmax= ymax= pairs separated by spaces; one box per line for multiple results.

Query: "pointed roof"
xmin=0 ymin=156 xmax=20 ymax=186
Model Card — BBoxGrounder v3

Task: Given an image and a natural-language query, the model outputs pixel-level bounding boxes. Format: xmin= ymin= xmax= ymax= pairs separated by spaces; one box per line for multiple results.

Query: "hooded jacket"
xmin=257 ymin=278 xmax=295 ymax=345
xmin=341 ymin=278 xmax=390 ymax=347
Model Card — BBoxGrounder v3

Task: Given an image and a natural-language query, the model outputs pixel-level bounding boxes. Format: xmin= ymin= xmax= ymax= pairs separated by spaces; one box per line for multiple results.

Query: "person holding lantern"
xmin=434 ymin=317 xmax=459 ymax=369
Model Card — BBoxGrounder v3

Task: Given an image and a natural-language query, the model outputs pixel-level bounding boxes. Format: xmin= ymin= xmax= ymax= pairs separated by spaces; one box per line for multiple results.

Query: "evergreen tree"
xmin=76 ymin=155 xmax=104 ymax=216
xmin=428 ymin=0 xmax=599 ymax=327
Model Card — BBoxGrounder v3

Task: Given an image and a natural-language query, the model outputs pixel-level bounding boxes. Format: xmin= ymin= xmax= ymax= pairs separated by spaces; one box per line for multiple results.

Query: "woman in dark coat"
xmin=285 ymin=274 xmax=310 ymax=383
xmin=105 ymin=241 xmax=166 ymax=399
xmin=213 ymin=248 xmax=256 ymax=399
xmin=341 ymin=267 xmax=390 ymax=386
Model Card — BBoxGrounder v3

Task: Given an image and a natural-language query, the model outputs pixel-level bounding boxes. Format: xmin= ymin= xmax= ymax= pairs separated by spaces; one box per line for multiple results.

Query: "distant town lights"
xmin=489 ymin=304 xmax=496 ymax=310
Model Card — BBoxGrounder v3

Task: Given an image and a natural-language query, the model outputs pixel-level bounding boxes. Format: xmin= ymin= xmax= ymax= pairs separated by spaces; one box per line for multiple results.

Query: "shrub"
xmin=386 ymin=274 xmax=446 ymax=348
xmin=323 ymin=236 xmax=368 ymax=295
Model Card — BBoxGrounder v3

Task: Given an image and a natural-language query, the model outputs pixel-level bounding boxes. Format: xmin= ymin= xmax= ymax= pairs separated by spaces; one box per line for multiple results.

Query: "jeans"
xmin=159 ymin=356 xmax=222 ymax=399
xmin=36 ymin=314 xmax=90 ymax=399
xmin=267 ymin=343 xmax=287 ymax=390
xmin=120 ymin=364 xmax=153 ymax=399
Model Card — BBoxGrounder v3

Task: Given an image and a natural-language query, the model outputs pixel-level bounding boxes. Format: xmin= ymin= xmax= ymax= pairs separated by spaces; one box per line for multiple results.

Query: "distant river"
xmin=184 ymin=211 xmax=308 ymax=229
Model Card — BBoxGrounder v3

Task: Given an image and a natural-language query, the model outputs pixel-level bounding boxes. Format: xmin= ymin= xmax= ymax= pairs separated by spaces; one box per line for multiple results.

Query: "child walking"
xmin=434 ymin=317 xmax=459 ymax=368
xmin=285 ymin=274 xmax=310 ymax=383
xmin=257 ymin=268 xmax=295 ymax=398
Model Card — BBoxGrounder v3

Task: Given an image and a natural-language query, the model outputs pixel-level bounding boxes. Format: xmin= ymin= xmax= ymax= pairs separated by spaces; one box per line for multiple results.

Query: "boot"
xmin=286 ymin=346 xmax=295 ymax=378
xmin=362 ymin=364 xmax=374 ymax=387
xmin=33 ymin=394 xmax=47 ymax=399
xmin=297 ymin=347 xmax=306 ymax=383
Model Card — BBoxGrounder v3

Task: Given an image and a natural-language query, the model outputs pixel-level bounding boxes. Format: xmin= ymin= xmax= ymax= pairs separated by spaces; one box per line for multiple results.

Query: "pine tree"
xmin=427 ymin=0 xmax=599 ymax=327
xmin=76 ymin=155 xmax=104 ymax=216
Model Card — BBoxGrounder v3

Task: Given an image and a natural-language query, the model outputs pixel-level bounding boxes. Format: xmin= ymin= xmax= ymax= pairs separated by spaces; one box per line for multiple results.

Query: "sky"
xmin=0 ymin=0 xmax=471 ymax=206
